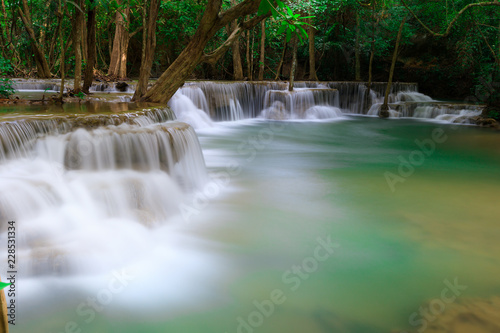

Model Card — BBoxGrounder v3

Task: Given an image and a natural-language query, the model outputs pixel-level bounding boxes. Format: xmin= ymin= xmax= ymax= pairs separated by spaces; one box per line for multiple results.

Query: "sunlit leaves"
xmin=261 ymin=0 xmax=313 ymax=43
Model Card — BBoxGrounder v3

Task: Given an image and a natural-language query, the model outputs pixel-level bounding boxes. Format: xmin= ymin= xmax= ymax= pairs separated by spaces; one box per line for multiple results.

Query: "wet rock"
xmin=379 ymin=104 xmax=390 ymax=118
xmin=115 ymin=81 xmax=129 ymax=92
xmin=470 ymin=116 xmax=499 ymax=129
xmin=481 ymin=105 xmax=500 ymax=119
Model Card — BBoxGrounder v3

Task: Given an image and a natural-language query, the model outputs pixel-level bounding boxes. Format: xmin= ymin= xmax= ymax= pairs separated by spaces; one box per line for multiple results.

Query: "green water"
xmin=13 ymin=117 xmax=500 ymax=333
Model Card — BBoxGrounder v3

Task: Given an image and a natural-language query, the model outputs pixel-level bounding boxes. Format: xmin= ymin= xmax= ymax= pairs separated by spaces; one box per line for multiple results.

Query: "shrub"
xmin=0 ymin=78 xmax=15 ymax=99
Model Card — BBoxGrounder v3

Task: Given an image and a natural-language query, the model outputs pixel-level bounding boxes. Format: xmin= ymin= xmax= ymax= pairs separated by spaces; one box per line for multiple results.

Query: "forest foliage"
xmin=0 ymin=0 xmax=499 ymax=103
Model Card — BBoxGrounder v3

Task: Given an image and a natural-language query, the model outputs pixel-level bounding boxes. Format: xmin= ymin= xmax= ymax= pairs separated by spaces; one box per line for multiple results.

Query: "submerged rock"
xmin=394 ymin=296 xmax=500 ymax=333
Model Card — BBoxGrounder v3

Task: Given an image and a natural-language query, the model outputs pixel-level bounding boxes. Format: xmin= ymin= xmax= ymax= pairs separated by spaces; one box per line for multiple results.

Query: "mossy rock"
xmin=481 ymin=105 xmax=500 ymax=121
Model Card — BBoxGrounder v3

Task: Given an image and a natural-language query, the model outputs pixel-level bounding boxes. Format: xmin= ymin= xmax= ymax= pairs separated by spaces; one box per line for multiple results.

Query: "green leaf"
xmin=298 ymin=26 xmax=308 ymax=37
xmin=277 ymin=24 xmax=287 ymax=34
xmin=258 ymin=0 xmax=272 ymax=15
xmin=286 ymin=29 xmax=291 ymax=42
xmin=258 ymin=0 xmax=278 ymax=16
xmin=0 ymin=281 xmax=10 ymax=291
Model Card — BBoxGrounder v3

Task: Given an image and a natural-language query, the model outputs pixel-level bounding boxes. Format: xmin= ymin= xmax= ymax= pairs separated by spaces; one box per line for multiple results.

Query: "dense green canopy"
xmin=0 ymin=0 xmax=499 ymax=104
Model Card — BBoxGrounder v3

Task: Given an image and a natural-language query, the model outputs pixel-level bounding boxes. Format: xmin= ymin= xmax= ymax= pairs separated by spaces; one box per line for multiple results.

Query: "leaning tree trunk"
xmin=83 ymin=0 xmax=96 ymax=93
xmin=289 ymin=34 xmax=298 ymax=91
xmin=380 ymin=16 xmax=406 ymax=118
xmin=140 ymin=0 xmax=263 ymax=103
xmin=308 ymin=17 xmax=318 ymax=81
xmin=108 ymin=2 xmax=130 ymax=78
xmin=72 ymin=0 xmax=84 ymax=93
xmin=18 ymin=0 xmax=51 ymax=78
xmin=133 ymin=0 xmax=160 ymax=100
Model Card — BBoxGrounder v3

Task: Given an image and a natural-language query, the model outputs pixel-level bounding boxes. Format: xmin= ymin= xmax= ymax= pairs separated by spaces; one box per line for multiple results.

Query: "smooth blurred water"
xmin=4 ymin=117 xmax=500 ymax=333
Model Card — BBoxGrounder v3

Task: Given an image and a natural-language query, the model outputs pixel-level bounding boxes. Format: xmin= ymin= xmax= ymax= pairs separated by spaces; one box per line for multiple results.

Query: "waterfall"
xmin=11 ymin=79 xmax=62 ymax=92
xmin=0 ymin=107 xmax=175 ymax=162
xmin=0 ymin=109 xmax=207 ymax=277
xmin=12 ymin=79 xmax=137 ymax=94
xmin=168 ymin=88 xmax=213 ymax=129
xmin=10 ymin=79 xmax=485 ymax=123
xmin=261 ymin=88 xmax=340 ymax=119
xmin=36 ymin=122 xmax=207 ymax=188
xmin=186 ymin=81 xmax=421 ymax=120
xmin=191 ymin=81 xmax=287 ymax=120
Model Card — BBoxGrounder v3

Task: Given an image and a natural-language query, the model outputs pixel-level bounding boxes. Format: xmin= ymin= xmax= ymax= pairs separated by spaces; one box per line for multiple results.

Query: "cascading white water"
xmin=260 ymin=88 xmax=341 ymax=119
xmin=304 ymin=106 xmax=344 ymax=119
xmin=168 ymin=90 xmax=213 ymax=129
xmin=0 ymin=107 xmax=177 ymax=163
xmin=11 ymin=79 xmax=62 ymax=92
xmin=9 ymin=79 xmax=485 ymax=124
xmin=435 ymin=109 xmax=483 ymax=123
xmin=393 ymin=91 xmax=433 ymax=103
xmin=0 ymin=108 xmax=207 ymax=277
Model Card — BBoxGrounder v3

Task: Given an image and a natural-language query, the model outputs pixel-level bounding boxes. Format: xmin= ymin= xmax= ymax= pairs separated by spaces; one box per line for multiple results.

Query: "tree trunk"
xmin=364 ymin=44 xmax=375 ymax=111
xmin=0 ymin=1 xmax=7 ymax=58
xmin=48 ymin=10 xmax=65 ymax=68
xmin=250 ymin=28 xmax=255 ymax=80
xmin=230 ymin=0 xmax=243 ymax=80
xmin=498 ymin=20 xmax=500 ymax=67
xmin=39 ymin=1 xmax=51 ymax=50
xmin=380 ymin=16 xmax=406 ymax=118
xmin=289 ymin=35 xmax=298 ymax=91
xmin=308 ymin=17 xmax=318 ymax=81
xmin=364 ymin=0 xmax=376 ymax=112
xmin=355 ymin=13 xmax=361 ymax=81
xmin=367 ymin=48 xmax=374 ymax=89
xmin=246 ymin=30 xmax=252 ymax=80
xmin=258 ymin=19 xmax=265 ymax=80
xmin=72 ymin=0 xmax=84 ymax=93
xmin=83 ymin=0 xmax=96 ymax=93
xmin=132 ymin=0 xmax=160 ymax=100
xmin=275 ymin=37 xmax=287 ymax=80
xmin=18 ymin=0 xmax=51 ymax=78
xmin=141 ymin=0 xmax=263 ymax=103
xmin=1 ymin=0 xmax=9 ymax=42
xmin=58 ymin=0 xmax=65 ymax=101
xmin=108 ymin=2 xmax=130 ymax=78
xmin=81 ymin=13 xmax=87 ymax=64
